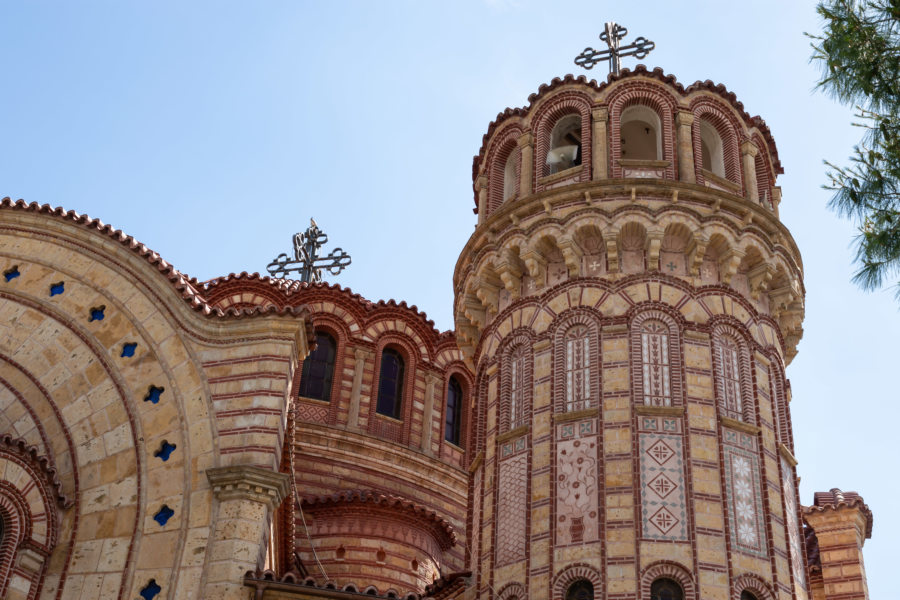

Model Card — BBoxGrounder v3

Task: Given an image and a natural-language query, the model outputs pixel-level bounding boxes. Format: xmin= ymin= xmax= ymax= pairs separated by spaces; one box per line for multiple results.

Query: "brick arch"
xmin=731 ymin=573 xmax=775 ymax=600
xmin=551 ymin=563 xmax=603 ymax=600
xmin=606 ymin=80 xmax=678 ymax=179
xmin=498 ymin=329 xmax=535 ymax=432
xmin=293 ymin=313 xmax=354 ymax=425
xmin=0 ymin=487 xmax=29 ymax=598
xmin=639 ymin=560 xmax=696 ymax=600
xmin=710 ymin=318 xmax=757 ymax=423
xmin=441 ymin=361 xmax=475 ymax=456
xmin=496 ymin=581 xmax=526 ymax=600
xmin=691 ymin=97 xmax=743 ymax=188
xmin=532 ymin=91 xmax=593 ymax=188
xmin=550 ymin=308 xmax=602 ymax=414
xmin=486 ymin=124 xmax=524 ymax=215
xmin=364 ymin=314 xmax=431 ymax=365
xmin=0 ymin=434 xmax=71 ymax=600
xmin=764 ymin=353 xmax=792 ymax=450
xmin=751 ymin=133 xmax=775 ymax=209
xmin=368 ymin=333 xmax=421 ymax=445
xmin=629 ymin=305 xmax=685 ymax=408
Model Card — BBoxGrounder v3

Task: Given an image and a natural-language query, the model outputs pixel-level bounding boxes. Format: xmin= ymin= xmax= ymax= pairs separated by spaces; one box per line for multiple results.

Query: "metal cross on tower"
xmin=266 ymin=218 xmax=352 ymax=283
xmin=574 ymin=22 xmax=656 ymax=75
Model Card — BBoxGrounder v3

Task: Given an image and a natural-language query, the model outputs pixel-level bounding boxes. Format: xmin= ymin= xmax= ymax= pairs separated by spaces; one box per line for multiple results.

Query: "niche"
xmin=546 ymin=114 xmax=582 ymax=174
xmin=621 ymin=105 xmax=661 ymax=160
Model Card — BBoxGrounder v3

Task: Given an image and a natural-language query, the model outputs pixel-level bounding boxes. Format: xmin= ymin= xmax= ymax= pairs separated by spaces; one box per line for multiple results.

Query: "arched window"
xmin=503 ymin=148 xmax=520 ymax=202
xmin=700 ymin=119 xmax=725 ymax=178
xmin=641 ymin=320 xmax=671 ymax=406
xmin=298 ymin=332 xmax=336 ymax=401
xmin=714 ymin=335 xmax=743 ymax=421
xmin=546 ymin=114 xmax=582 ymax=174
xmin=565 ymin=580 xmax=594 ymax=600
xmin=650 ymin=578 xmax=684 ymax=600
xmin=621 ymin=105 xmax=662 ymax=160
xmin=376 ymin=348 xmax=405 ymax=419
xmin=565 ymin=325 xmax=591 ymax=412
xmin=445 ymin=377 xmax=463 ymax=446
xmin=740 ymin=592 xmax=759 ymax=600
xmin=508 ymin=345 xmax=528 ymax=430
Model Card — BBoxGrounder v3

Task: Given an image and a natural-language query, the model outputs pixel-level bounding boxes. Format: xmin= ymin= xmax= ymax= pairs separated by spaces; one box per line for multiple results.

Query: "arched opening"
xmin=376 ymin=348 xmax=405 ymax=419
xmin=700 ymin=119 xmax=725 ymax=178
xmin=565 ymin=579 xmax=594 ymax=600
xmin=619 ymin=222 xmax=647 ymax=274
xmin=621 ymin=105 xmax=662 ymax=160
xmin=650 ymin=578 xmax=684 ymax=600
xmin=546 ymin=114 xmax=582 ymax=174
xmin=503 ymin=148 xmax=520 ymax=202
xmin=445 ymin=376 xmax=463 ymax=445
xmin=298 ymin=332 xmax=336 ymax=402
xmin=741 ymin=591 xmax=759 ymax=600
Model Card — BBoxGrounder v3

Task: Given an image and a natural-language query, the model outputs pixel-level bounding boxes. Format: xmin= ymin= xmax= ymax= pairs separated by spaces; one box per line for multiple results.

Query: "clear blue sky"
xmin=0 ymin=1 xmax=894 ymax=595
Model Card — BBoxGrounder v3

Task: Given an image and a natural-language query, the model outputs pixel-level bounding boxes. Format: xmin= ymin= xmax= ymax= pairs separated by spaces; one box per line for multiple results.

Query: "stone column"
xmin=741 ymin=140 xmax=759 ymax=203
xmin=675 ymin=111 xmax=696 ymax=183
xmin=517 ymin=131 xmax=534 ymax=197
xmin=591 ymin=106 xmax=609 ymax=180
xmin=476 ymin=175 xmax=488 ymax=225
xmin=347 ymin=347 xmax=372 ymax=430
xmin=803 ymin=489 xmax=873 ymax=600
xmin=422 ymin=373 xmax=441 ymax=455
xmin=205 ymin=466 xmax=291 ymax=600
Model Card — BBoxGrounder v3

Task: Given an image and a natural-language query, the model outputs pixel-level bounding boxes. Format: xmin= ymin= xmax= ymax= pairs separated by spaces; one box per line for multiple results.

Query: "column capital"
xmin=353 ymin=346 xmax=374 ymax=361
xmin=741 ymin=139 xmax=760 ymax=157
xmin=675 ymin=110 xmax=695 ymax=127
xmin=591 ymin=105 xmax=609 ymax=121
xmin=206 ymin=465 xmax=291 ymax=508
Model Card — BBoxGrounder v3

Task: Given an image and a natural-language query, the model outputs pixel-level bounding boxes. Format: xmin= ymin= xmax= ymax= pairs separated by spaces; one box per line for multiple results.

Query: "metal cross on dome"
xmin=266 ymin=218 xmax=351 ymax=283
xmin=574 ymin=22 xmax=656 ymax=75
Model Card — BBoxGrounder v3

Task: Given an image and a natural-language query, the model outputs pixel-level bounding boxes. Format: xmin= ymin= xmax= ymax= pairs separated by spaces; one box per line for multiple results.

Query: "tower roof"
xmin=471 ymin=66 xmax=783 ymax=213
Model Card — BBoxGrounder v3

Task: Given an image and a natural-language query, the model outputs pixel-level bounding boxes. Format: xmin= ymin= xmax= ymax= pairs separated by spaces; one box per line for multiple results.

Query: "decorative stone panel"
xmin=638 ymin=416 xmax=688 ymax=541
xmin=722 ymin=428 xmax=767 ymax=557
xmin=555 ymin=418 xmax=599 ymax=545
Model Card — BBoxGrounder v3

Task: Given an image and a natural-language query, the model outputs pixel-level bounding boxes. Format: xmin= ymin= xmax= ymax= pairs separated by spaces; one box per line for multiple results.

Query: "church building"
xmin=0 ymin=61 xmax=873 ymax=599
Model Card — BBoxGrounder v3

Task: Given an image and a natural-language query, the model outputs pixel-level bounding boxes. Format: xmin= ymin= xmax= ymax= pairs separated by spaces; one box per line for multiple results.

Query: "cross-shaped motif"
xmin=574 ymin=22 xmax=656 ymax=75
xmin=666 ymin=261 xmax=678 ymax=272
xmin=266 ymin=219 xmax=351 ymax=282
xmin=589 ymin=260 xmax=602 ymax=271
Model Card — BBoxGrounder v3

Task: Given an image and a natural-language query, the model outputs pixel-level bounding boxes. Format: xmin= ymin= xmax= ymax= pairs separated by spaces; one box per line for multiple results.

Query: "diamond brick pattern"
xmin=639 ymin=424 xmax=687 ymax=541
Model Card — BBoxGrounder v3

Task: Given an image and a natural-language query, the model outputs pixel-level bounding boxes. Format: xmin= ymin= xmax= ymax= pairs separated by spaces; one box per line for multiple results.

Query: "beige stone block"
xmin=69 ymin=539 xmax=104 ymax=573
xmin=97 ymin=537 xmax=130 ymax=572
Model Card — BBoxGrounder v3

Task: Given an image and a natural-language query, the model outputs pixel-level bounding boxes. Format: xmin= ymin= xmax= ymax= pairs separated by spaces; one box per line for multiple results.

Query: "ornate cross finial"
xmin=266 ymin=218 xmax=351 ymax=283
xmin=574 ymin=22 xmax=655 ymax=76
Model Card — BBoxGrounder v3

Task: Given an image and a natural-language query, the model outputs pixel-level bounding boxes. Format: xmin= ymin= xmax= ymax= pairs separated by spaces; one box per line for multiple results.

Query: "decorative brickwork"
xmin=555 ymin=419 xmax=599 ymax=545
xmin=552 ymin=310 xmax=601 ymax=413
xmin=638 ymin=416 xmax=688 ymax=541
xmin=2 ymin=66 xmax=873 ymax=600
xmin=722 ymin=428 xmax=767 ymax=557
xmin=551 ymin=563 xmax=603 ymax=600
xmin=496 ymin=440 xmax=528 ymax=566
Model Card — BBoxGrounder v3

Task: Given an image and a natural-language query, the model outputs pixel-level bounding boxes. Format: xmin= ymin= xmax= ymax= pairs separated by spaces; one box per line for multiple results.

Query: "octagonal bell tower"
xmin=454 ymin=67 xmax=809 ymax=600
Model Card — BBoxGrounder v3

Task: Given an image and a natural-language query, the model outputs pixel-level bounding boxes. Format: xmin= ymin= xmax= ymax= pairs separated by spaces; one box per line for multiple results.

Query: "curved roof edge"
xmin=0 ymin=198 xmax=316 ymax=329
xmin=301 ymin=489 xmax=458 ymax=549
xmin=202 ymin=273 xmax=457 ymax=342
